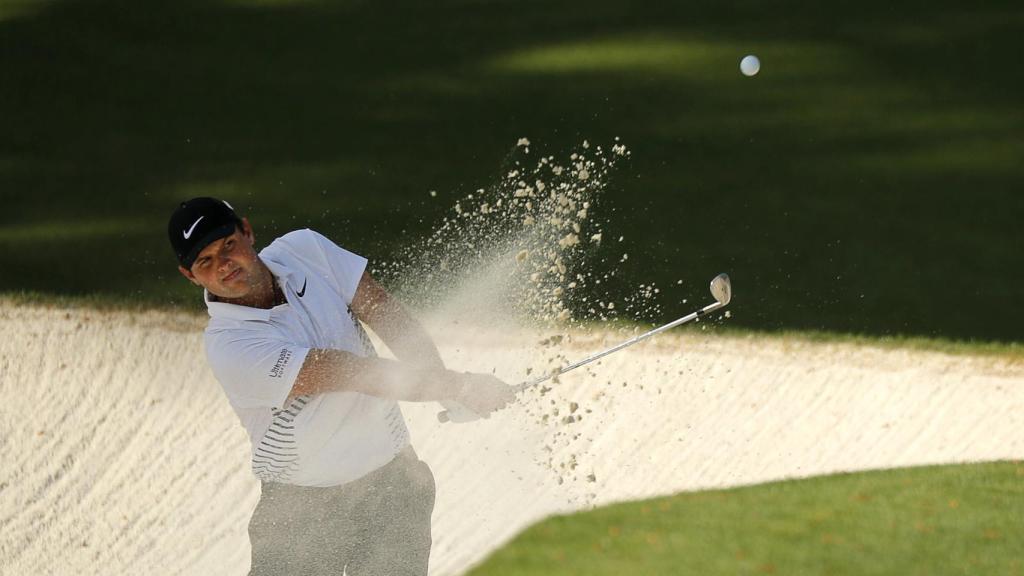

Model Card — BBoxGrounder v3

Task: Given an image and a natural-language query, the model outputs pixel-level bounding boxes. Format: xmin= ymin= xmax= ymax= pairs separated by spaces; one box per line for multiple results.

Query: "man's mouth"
xmin=222 ymin=268 xmax=242 ymax=282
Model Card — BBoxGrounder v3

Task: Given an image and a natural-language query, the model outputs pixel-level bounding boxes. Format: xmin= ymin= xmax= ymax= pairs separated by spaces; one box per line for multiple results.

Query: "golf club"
xmin=438 ymin=273 xmax=732 ymax=423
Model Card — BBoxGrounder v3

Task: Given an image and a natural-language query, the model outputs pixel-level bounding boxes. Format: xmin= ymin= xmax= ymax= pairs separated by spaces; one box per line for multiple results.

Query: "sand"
xmin=1 ymin=302 xmax=1022 ymax=575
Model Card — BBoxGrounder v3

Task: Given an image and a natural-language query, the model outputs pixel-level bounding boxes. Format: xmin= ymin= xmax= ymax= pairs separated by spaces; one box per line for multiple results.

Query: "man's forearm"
xmin=376 ymin=313 xmax=446 ymax=370
xmin=290 ymin=349 xmax=458 ymax=402
xmin=350 ymin=272 xmax=446 ymax=370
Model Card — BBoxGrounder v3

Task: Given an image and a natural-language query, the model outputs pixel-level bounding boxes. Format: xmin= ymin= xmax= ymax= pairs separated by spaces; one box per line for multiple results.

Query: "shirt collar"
xmin=204 ymin=255 xmax=302 ymax=321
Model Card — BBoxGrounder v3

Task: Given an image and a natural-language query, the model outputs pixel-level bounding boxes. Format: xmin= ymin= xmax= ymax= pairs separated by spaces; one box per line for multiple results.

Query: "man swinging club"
xmin=168 ymin=197 xmax=514 ymax=575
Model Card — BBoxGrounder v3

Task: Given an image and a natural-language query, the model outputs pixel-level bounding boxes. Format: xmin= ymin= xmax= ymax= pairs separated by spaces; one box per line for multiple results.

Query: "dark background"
xmin=1 ymin=0 xmax=1021 ymax=341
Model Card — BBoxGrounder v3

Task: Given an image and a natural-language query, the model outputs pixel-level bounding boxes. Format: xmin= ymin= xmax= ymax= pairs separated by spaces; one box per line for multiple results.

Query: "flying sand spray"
xmin=438 ymin=273 xmax=733 ymax=423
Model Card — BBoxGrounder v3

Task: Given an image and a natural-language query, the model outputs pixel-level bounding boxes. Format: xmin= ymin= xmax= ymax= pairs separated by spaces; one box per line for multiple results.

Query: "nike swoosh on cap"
xmin=296 ymin=278 xmax=307 ymax=297
xmin=183 ymin=216 xmax=205 ymax=239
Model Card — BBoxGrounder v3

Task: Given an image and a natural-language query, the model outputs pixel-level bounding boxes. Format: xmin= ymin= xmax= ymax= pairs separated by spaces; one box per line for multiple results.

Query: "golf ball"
xmin=740 ymin=55 xmax=760 ymax=76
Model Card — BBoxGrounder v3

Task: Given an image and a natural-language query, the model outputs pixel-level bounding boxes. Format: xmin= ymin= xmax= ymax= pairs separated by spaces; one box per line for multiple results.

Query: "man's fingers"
xmin=453 ymin=372 xmax=517 ymax=417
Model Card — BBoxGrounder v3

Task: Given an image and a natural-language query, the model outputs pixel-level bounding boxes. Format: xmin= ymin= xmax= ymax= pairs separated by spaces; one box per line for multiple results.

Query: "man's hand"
xmin=451 ymin=373 xmax=516 ymax=418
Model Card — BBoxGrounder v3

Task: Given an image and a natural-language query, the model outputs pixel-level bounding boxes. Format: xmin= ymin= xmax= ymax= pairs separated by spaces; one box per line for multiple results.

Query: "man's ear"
xmin=178 ymin=265 xmax=202 ymax=286
xmin=240 ymin=217 xmax=255 ymax=245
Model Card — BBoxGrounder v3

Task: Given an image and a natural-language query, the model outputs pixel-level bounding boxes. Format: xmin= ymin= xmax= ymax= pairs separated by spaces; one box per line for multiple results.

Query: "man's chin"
xmin=208 ymin=285 xmax=249 ymax=301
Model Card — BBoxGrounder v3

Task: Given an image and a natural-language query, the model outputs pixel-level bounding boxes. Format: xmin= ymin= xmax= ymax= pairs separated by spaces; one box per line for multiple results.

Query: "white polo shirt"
xmin=203 ymin=229 xmax=410 ymax=488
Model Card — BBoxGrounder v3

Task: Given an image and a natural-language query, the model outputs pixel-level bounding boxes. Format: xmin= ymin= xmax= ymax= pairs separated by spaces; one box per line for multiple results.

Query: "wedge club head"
xmin=710 ymin=273 xmax=732 ymax=305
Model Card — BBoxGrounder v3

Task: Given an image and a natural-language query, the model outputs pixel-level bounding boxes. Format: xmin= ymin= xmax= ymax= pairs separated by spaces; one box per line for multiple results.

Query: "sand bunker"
xmin=2 ymin=302 xmax=1022 ymax=575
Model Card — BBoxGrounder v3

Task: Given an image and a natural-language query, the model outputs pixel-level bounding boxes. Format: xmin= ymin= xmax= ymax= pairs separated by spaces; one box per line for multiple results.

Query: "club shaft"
xmin=514 ymin=300 xmax=725 ymax=392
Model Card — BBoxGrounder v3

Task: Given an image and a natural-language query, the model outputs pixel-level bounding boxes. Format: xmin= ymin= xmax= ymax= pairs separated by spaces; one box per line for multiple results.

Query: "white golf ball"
xmin=740 ymin=55 xmax=760 ymax=76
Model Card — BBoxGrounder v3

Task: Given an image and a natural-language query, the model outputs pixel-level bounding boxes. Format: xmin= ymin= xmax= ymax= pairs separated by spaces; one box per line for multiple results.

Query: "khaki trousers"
xmin=248 ymin=447 xmax=435 ymax=575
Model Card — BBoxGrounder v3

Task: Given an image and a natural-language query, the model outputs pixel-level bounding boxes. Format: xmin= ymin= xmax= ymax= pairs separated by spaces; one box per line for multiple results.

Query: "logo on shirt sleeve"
xmin=268 ymin=348 xmax=294 ymax=378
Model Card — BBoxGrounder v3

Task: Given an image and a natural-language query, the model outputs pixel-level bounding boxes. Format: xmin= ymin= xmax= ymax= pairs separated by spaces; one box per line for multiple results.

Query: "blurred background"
xmin=2 ymin=0 xmax=1021 ymax=341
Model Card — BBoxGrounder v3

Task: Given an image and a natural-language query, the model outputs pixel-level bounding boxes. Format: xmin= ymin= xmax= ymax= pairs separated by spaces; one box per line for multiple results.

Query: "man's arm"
xmin=287 ymin=349 xmax=511 ymax=416
xmin=285 ymin=271 xmax=513 ymax=417
xmin=349 ymin=271 xmax=445 ymax=370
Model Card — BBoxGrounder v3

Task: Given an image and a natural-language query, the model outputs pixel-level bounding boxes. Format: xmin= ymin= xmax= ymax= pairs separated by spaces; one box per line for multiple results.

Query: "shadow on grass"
xmin=1 ymin=0 xmax=1021 ymax=340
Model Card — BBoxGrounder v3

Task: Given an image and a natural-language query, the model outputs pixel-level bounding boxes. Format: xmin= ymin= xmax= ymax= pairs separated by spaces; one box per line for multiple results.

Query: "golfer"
xmin=168 ymin=197 xmax=513 ymax=575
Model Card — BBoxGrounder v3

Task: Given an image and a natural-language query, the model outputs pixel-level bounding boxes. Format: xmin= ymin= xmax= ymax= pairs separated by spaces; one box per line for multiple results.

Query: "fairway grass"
xmin=469 ymin=462 xmax=1024 ymax=575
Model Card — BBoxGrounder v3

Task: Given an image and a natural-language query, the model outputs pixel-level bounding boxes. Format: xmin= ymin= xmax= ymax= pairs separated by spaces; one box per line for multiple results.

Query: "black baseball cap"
xmin=168 ymin=197 xmax=243 ymax=269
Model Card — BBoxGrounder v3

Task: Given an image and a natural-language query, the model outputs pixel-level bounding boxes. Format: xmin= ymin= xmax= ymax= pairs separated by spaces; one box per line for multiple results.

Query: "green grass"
xmin=469 ymin=462 xmax=1024 ymax=576
xmin=1 ymin=0 xmax=1021 ymax=341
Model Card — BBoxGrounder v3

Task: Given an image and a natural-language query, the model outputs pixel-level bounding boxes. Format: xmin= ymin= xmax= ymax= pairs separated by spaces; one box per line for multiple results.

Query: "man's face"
xmin=178 ymin=219 xmax=263 ymax=299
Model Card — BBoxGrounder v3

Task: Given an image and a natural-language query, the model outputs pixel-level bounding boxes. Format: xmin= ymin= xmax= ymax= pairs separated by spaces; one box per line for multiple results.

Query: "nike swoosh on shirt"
xmin=183 ymin=216 xmax=204 ymax=239
xmin=296 ymin=278 xmax=307 ymax=297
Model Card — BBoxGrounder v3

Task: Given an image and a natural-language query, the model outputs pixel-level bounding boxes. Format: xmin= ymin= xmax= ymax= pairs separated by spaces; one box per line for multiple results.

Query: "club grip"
xmin=437 ymin=400 xmax=481 ymax=424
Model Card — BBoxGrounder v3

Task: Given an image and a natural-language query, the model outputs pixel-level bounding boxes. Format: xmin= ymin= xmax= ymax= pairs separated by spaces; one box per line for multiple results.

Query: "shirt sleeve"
xmin=205 ymin=334 xmax=310 ymax=411
xmin=309 ymin=230 xmax=368 ymax=304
